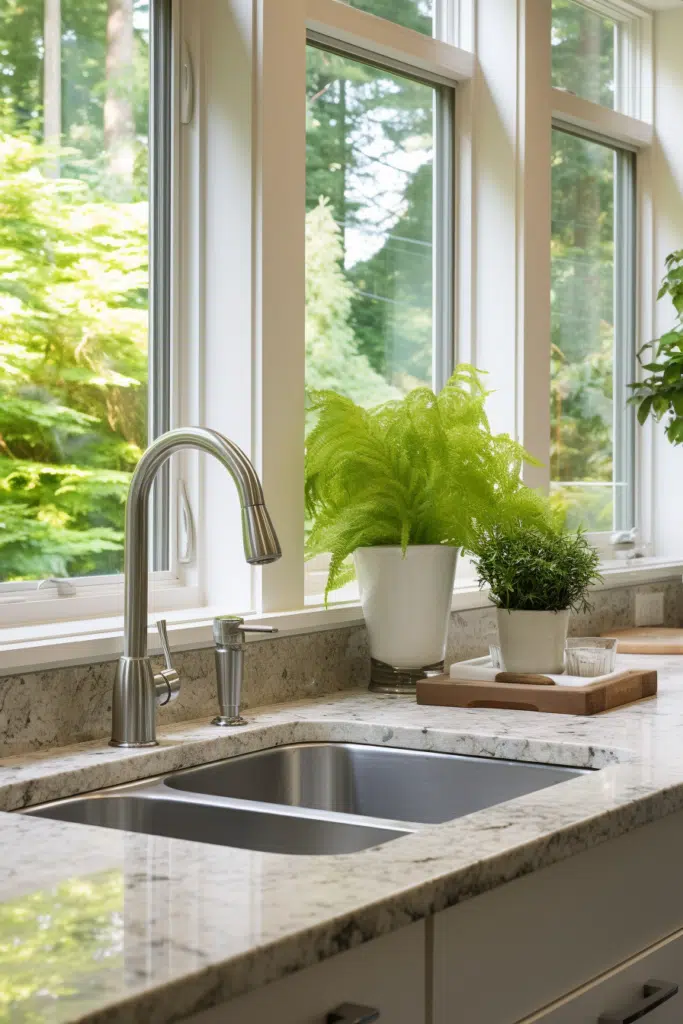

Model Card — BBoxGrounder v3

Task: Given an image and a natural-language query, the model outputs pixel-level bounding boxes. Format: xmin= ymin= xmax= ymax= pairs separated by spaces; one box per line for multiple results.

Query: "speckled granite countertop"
xmin=3 ymin=653 xmax=683 ymax=1023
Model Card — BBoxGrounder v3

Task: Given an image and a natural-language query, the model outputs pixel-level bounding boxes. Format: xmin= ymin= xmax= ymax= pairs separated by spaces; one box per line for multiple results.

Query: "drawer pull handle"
xmin=598 ymin=979 xmax=679 ymax=1023
xmin=326 ymin=1004 xmax=380 ymax=1023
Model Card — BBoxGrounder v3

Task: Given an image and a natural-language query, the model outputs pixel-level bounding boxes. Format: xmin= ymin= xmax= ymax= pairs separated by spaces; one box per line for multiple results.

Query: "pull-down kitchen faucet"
xmin=110 ymin=427 xmax=281 ymax=748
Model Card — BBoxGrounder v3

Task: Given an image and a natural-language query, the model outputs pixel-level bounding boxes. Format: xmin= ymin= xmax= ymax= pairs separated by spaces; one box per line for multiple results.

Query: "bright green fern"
xmin=305 ymin=365 xmax=556 ymax=599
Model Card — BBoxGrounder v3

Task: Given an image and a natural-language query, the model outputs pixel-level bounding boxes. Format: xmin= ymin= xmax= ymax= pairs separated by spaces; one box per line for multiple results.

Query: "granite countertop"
xmin=2 ymin=652 xmax=683 ymax=1022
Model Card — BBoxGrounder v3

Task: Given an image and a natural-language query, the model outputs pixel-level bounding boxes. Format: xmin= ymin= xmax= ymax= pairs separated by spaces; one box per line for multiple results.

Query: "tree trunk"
xmin=43 ymin=0 xmax=61 ymax=176
xmin=338 ymin=76 xmax=347 ymax=249
xmin=105 ymin=0 xmax=135 ymax=190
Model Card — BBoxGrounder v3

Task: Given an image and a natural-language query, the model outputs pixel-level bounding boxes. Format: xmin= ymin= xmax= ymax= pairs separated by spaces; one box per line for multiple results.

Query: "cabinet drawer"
xmin=184 ymin=921 xmax=426 ymax=1024
xmin=525 ymin=928 xmax=683 ymax=1023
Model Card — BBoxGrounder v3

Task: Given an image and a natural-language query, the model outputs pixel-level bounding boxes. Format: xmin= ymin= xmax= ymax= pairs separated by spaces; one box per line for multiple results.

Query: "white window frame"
xmin=4 ymin=0 xmax=681 ymax=662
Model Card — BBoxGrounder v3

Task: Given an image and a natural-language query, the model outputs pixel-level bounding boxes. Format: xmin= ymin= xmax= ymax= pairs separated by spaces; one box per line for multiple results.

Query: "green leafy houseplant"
xmin=305 ymin=365 xmax=554 ymax=600
xmin=629 ymin=251 xmax=683 ymax=443
xmin=473 ymin=525 xmax=602 ymax=614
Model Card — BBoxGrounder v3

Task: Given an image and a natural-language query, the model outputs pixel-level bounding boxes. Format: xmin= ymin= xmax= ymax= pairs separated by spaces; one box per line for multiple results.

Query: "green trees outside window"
xmin=551 ymin=2 xmax=633 ymax=533
xmin=305 ymin=45 xmax=436 ymax=410
xmin=341 ymin=0 xmax=432 ymax=35
xmin=0 ymin=0 xmax=150 ymax=582
xmin=551 ymin=0 xmax=616 ymax=108
xmin=551 ymin=128 xmax=619 ymax=532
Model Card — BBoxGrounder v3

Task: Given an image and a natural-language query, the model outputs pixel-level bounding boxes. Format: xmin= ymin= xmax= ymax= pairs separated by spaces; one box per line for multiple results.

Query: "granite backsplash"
xmin=1 ymin=578 xmax=681 ymax=758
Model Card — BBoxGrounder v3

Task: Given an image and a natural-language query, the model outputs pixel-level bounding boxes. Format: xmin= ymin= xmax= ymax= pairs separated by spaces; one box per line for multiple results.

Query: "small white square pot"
xmin=496 ymin=607 xmax=570 ymax=675
xmin=354 ymin=545 xmax=458 ymax=686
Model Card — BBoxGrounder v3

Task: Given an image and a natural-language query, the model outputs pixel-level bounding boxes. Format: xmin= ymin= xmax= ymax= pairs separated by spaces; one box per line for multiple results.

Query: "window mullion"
xmin=149 ymin=0 xmax=174 ymax=572
xmin=254 ymin=0 xmax=307 ymax=614
xmin=433 ymin=86 xmax=456 ymax=392
xmin=519 ymin=0 xmax=552 ymax=491
xmin=613 ymin=148 xmax=637 ymax=533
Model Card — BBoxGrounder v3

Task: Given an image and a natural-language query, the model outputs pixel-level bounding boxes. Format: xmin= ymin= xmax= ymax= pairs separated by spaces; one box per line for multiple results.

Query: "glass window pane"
xmin=305 ymin=45 xmax=442 ymax=603
xmin=550 ymin=129 xmax=634 ymax=533
xmin=340 ymin=0 xmax=433 ymax=36
xmin=306 ymin=46 xmax=436 ymax=404
xmin=0 ymin=0 xmax=158 ymax=583
xmin=552 ymin=0 xmax=617 ymax=109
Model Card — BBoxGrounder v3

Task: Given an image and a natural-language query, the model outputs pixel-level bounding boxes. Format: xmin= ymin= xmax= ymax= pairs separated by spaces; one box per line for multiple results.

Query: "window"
xmin=552 ymin=0 xmax=617 ymax=109
xmin=340 ymin=0 xmax=433 ymax=36
xmin=550 ymin=127 xmax=635 ymax=533
xmin=0 ymin=0 xmax=170 ymax=587
xmin=304 ymin=42 xmax=454 ymax=602
xmin=0 ymin=0 xmax=660 ymax=646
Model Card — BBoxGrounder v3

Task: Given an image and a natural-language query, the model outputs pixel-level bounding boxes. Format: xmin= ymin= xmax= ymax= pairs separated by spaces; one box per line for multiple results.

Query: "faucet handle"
xmin=156 ymin=619 xmax=174 ymax=671
xmin=154 ymin=619 xmax=181 ymax=707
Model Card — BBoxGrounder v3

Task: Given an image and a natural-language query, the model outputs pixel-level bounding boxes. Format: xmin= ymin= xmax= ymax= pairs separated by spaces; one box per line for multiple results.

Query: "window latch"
xmin=37 ymin=577 xmax=77 ymax=598
xmin=178 ymin=479 xmax=196 ymax=564
xmin=180 ymin=38 xmax=194 ymax=125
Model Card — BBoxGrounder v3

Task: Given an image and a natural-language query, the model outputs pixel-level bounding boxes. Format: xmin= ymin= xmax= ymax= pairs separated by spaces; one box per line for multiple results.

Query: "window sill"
xmin=597 ymin=558 xmax=683 ymax=588
xmin=0 ymin=556 xmax=681 ymax=677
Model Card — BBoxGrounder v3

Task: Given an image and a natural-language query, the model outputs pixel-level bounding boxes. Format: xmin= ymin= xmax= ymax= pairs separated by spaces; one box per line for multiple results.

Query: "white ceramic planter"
xmin=354 ymin=545 xmax=458 ymax=691
xmin=496 ymin=607 xmax=570 ymax=675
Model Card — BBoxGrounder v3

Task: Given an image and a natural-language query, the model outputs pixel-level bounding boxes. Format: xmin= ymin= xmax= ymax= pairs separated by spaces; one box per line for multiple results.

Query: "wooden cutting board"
xmin=416 ymin=669 xmax=657 ymax=715
xmin=601 ymin=627 xmax=683 ymax=654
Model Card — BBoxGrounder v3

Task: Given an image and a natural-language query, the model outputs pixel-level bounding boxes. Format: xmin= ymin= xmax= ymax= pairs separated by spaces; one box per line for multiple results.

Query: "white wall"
xmin=650 ymin=8 xmax=683 ymax=557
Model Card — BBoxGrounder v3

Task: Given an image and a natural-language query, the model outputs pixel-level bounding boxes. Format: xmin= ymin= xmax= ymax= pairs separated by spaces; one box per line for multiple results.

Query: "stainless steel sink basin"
xmin=26 ymin=787 xmax=409 ymax=855
xmin=24 ymin=742 xmax=588 ymax=856
xmin=165 ymin=742 xmax=587 ymax=824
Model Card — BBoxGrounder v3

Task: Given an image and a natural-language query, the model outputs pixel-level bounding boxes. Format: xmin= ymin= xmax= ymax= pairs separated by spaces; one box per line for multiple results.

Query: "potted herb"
xmin=472 ymin=525 xmax=602 ymax=674
xmin=305 ymin=365 xmax=553 ymax=692
xmin=629 ymin=251 xmax=683 ymax=443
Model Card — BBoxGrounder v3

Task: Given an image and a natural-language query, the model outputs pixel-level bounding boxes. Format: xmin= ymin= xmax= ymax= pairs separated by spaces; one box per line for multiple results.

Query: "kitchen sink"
xmin=26 ymin=787 xmax=410 ymax=855
xmin=165 ymin=742 xmax=587 ymax=824
xmin=24 ymin=742 xmax=588 ymax=856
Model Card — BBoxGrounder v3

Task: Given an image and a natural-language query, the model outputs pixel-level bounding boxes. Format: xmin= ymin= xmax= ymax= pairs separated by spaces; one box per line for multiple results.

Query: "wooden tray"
xmin=416 ymin=669 xmax=657 ymax=715
xmin=601 ymin=627 xmax=683 ymax=655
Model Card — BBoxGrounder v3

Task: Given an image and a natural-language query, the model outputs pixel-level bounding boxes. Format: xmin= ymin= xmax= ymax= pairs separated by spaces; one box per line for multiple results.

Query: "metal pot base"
xmin=369 ymin=658 xmax=445 ymax=695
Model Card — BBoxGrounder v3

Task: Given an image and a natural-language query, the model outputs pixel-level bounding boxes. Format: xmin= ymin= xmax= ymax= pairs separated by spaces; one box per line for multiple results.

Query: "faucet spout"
xmin=111 ymin=427 xmax=281 ymax=747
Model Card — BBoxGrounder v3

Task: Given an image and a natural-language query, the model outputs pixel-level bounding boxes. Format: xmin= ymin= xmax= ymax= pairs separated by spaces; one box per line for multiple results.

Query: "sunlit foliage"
xmin=0 ymin=132 xmax=147 ymax=579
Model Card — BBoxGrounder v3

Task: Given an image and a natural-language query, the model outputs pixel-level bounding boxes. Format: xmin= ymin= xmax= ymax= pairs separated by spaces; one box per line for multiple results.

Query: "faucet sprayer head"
xmin=242 ymin=503 xmax=282 ymax=564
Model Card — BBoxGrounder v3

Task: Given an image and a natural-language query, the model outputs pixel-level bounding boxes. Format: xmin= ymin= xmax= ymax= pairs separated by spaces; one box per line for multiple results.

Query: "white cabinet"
xmin=525 ymin=928 xmax=683 ymax=1022
xmin=185 ymin=921 xmax=426 ymax=1024
xmin=432 ymin=809 xmax=683 ymax=1024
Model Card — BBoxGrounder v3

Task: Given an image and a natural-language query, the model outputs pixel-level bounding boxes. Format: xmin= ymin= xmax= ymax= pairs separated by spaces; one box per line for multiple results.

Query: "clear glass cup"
xmin=564 ymin=637 xmax=617 ymax=677
xmin=489 ymin=644 xmax=504 ymax=669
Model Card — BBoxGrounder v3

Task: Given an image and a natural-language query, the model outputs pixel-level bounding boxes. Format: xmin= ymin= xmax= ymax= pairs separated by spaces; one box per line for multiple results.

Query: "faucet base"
xmin=109 ymin=739 xmax=159 ymax=748
xmin=212 ymin=714 xmax=248 ymax=727
xmin=111 ymin=656 xmax=159 ymax=747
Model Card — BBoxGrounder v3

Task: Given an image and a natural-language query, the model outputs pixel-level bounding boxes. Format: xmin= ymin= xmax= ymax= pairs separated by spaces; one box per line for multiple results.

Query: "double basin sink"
xmin=26 ymin=742 xmax=587 ymax=856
